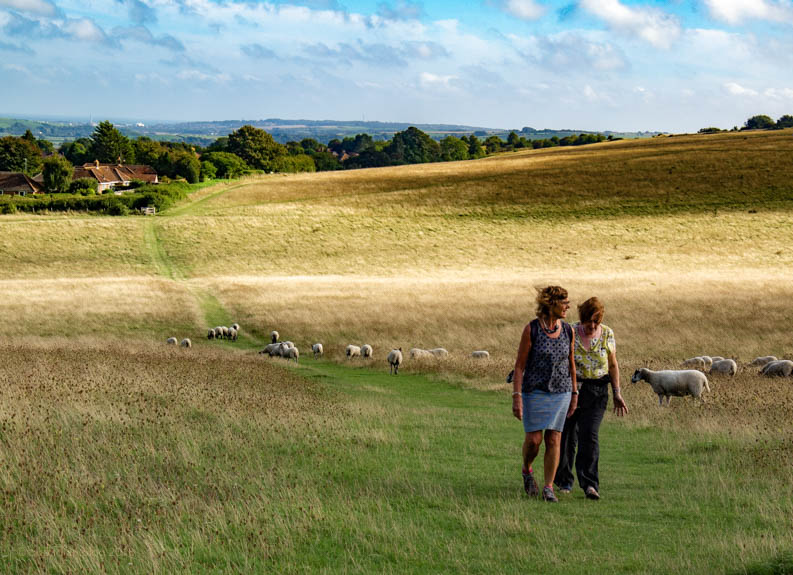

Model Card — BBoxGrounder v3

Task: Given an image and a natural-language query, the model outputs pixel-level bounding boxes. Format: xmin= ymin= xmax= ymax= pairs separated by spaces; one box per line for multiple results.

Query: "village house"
xmin=0 ymin=171 xmax=44 ymax=196
xmin=73 ymin=160 xmax=158 ymax=193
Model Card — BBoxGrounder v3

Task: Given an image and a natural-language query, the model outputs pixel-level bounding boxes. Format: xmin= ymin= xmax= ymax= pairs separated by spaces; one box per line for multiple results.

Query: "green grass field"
xmin=1 ymin=131 xmax=792 ymax=573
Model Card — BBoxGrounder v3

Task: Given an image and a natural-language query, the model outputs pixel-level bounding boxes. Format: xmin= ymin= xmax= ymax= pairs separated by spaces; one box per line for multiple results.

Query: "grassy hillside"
xmin=1 ymin=130 xmax=792 ymax=573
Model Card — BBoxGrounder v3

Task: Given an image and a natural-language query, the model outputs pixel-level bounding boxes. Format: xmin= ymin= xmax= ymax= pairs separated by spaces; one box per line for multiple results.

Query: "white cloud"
xmin=580 ymin=0 xmax=681 ymax=48
xmin=62 ymin=18 xmax=107 ymax=42
xmin=703 ymin=0 xmax=793 ymax=25
xmin=0 ymin=0 xmax=57 ymax=16
xmin=419 ymin=71 xmax=457 ymax=89
xmin=763 ymin=87 xmax=793 ymax=99
xmin=502 ymin=0 xmax=545 ymax=21
xmin=725 ymin=81 xmax=759 ymax=96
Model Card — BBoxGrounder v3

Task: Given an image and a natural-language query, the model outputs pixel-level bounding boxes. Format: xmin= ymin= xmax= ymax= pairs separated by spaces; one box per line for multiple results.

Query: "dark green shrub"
xmin=104 ymin=196 xmax=130 ymax=216
xmin=69 ymin=178 xmax=98 ymax=195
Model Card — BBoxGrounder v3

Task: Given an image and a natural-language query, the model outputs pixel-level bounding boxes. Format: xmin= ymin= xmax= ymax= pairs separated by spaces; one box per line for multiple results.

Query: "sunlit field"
xmin=2 ymin=131 xmax=792 ymax=573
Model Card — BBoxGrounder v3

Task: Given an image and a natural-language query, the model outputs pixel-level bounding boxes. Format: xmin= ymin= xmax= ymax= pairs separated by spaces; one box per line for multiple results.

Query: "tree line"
xmin=699 ymin=114 xmax=793 ymax=134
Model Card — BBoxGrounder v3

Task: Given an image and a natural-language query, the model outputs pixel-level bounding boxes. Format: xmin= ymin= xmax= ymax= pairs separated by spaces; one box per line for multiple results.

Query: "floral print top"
xmin=573 ymin=323 xmax=615 ymax=380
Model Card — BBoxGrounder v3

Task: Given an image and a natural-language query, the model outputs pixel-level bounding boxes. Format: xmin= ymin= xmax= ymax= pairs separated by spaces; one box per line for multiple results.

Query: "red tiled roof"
xmin=0 ymin=171 xmax=44 ymax=194
xmin=74 ymin=163 xmax=158 ymax=185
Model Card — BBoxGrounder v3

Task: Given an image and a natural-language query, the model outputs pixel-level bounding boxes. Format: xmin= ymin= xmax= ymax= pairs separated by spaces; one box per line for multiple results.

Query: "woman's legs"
xmin=575 ymin=406 xmax=606 ymax=492
xmin=543 ymin=430 xmax=562 ymax=488
xmin=555 ymin=412 xmax=578 ymax=490
xmin=522 ymin=430 xmax=543 ymax=472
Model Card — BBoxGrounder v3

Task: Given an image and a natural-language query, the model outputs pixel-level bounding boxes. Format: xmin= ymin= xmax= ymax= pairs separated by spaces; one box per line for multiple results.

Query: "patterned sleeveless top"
xmin=522 ymin=319 xmax=573 ymax=394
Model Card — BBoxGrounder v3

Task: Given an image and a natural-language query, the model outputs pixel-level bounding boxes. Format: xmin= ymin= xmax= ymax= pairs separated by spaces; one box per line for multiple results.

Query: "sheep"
xmin=207 ymin=329 xmax=215 ymax=340
xmin=282 ymin=341 xmax=294 ymax=349
xmin=749 ymin=356 xmax=778 ymax=367
xmin=471 ymin=350 xmax=490 ymax=359
xmin=429 ymin=348 xmax=449 ymax=358
xmin=699 ymin=356 xmax=713 ymax=369
xmin=409 ymin=348 xmax=433 ymax=359
xmin=631 ymin=368 xmax=710 ymax=406
xmin=277 ymin=342 xmax=292 ymax=357
xmin=387 ymin=348 xmax=403 ymax=375
xmin=271 ymin=331 xmax=279 ymax=344
xmin=312 ymin=343 xmax=323 ymax=359
xmin=283 ymin=346 xmax=299 ymax=363
xmin=228 ymin=328 xmax=238 ymax=342
xmin=761 ymin=360 xmax=793 ymax=377
xmin=710 ymin=356 xmax=724 ymax=363
xmin=231 ymin=323 xmax=240 ymax=332
xmin=259 ymin=343 xmax=281 ymax=356
xmin=709 ymin=358 xmax=737 ymax=376
xmin=361 ymin=344 xmax=373 ymax=359
xmin=681 ymin=357 xmax=706 ymax=371
xmin=346 ymin=345 xmax=361 ymax=359
xmin=221 ymin=326 xmax=230 ymax=339
xmin=166 ymin=337 xmax=178 ymax=345
xmin=180 ymin=338 xmax=192 ymax=349
xmin=214 ymin=327 xmax=223 ymax=340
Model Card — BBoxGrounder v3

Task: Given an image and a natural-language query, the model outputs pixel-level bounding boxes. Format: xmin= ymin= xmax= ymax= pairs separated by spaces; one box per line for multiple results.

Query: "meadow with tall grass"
xmin=1 ymin=130 xmax=792 ymax=573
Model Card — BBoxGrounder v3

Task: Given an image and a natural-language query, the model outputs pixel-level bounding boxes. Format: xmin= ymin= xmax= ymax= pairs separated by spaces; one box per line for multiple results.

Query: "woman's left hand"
xmin=566 ymin=394 xmax=578 ymax=418
xmin=613 ymin=393 xmax=628 ymax=416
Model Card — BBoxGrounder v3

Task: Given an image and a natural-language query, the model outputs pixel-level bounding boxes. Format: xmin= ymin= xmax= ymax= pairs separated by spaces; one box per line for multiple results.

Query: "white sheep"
xmin=709 ymin=358 xmax=737 ymax=376
xmin=221 ymin=326 xmax=230 ymax=339
xmin=699 ymin=356 xmax=713 ymax=369
xmin=429 ymin=348 xmax=449 ymax=358
xmin=284 ymin=346 xmax=299 ymax=363
xmin=259 ymin=343 xmax=281 ymax=356
xmin=231 ymin=323 xmax=240 ymax=332
xmin=631 ymin=368 xmax=710 ymax=406
xmin=361 ymin=344 xmax=373 ymax=359
xmin=409 ymin=348 xmax=433 ymax=359
xmin=282 ymin=341 xmax=294 ymax=349
xmin=180 ymin=338 xmax=192 ymax=349
xmin=312 ymin=343 xmax=323 ymax=359
xmin=471 ymin=350 xmax=490 ymax=359
xmin=387 ymin=348 xmax=403 ymax=375
xmin=271 ymin=330 xmax=279 ymax=344
xmin=681 ymin=357 xmax=706 ymax=371
xmin=710 ymin=356 xmax=724 ymax=363
xmin=346 ymin=345 xmax=361 ymax=359
xmin=207 ymin=329 xmax=215 ymax=340
xmin=749 ymin=356 xmax=777 ymax=367
xmin=228 ymin=328 xmax=238 ymax=342
xmin=761 ymin=360 xmax=793 ymax=377
xmin=166 ymin=337 xmax=177 ymax=345
xmin=214 ymin=327 xmax=223 ymax=339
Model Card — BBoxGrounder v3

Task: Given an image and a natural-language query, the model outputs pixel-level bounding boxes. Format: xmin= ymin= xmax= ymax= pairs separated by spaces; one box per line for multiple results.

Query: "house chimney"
xmin=94 ymin=159 xmax=100 ymax=168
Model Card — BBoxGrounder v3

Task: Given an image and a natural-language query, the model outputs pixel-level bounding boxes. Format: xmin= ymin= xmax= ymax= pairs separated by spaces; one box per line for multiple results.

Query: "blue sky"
xmin=2 ymin=0 xmax=793 ymax=131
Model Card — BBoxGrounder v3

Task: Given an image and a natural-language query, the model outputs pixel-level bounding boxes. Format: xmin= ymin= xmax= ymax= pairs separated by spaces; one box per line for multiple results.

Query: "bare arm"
xmin=566 ymin=327 xmax=578 ymax=417
xmin=608 ymin=350 xmax=628 ymax=416
xmin=511 ymin=323 xmax=532 ymax=420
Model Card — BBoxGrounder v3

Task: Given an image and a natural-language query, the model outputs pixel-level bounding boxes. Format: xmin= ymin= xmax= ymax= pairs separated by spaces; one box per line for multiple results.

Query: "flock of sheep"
xmin=631 ymin=354 xmax=792 ymax=406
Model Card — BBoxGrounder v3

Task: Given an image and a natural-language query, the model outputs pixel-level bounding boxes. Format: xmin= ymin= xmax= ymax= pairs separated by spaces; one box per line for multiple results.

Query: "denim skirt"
xmin=522 ymin=389 xmax=571 ymax=433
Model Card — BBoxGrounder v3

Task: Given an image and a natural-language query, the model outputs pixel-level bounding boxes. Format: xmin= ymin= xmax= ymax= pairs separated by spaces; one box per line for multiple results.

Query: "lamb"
xmin=471 ymin=350 xmax=490 ymax=359
xmin=631 ymin=368 xmax=710 ymax=406
xmin=749 ymin=356 xmax=777 ymax=367
xmin=283 ymin=346 xmax=299 ymax=363
xmin=429 ymin=348 xmax=449 ymax=358
xmin=409 ymin=348 xmax=433 ymax=359
xmin=387 ymin=348 xmax=403 ymax=375
xmin=271 ymin=331 xmax=279 ymax=344
xmin=180 ymin=338 xmax=192 ymax=349
xmin=361 ymin=344 xmax=373 ymax=359
xmin=681 ymin=357 xmax=706 ymax=371
xmin=312 ymin=343 xmax=323 ymax=359
xmin=346 ymin=345 xmax=361 ymax=359
xmin=166 ymin=337 xmax=178 ymax=345
xmin=207 ymin=329 xmax=215 ymax=340
xmin=761 ymin=360 xmax=793 ymax=377
xmin=709 ymin=358 xmax=737 ymax=376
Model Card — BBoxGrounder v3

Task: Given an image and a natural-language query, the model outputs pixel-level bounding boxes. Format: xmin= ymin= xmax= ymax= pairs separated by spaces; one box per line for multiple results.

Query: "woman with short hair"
xmin=554 ymin=296 xmax=628 ymax=500
xmin=511 ymin=285 xmax=578 ymax=503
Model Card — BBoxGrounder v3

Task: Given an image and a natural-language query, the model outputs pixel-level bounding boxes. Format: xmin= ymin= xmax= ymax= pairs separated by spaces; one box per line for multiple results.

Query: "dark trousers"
xmin=554 ymin=378 xmax=609 ymax=491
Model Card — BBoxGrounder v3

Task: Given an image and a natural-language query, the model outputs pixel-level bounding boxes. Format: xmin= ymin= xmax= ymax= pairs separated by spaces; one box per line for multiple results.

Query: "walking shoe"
xmin=558 ymin=487 xmax=572 ymax=494
xmin=522 ymin=470 xmax=539 ymax=497
xmin=585 ymin=486 xmax=600 ymax=500
xmin=542 ymin=486 xmax=558 ymax=503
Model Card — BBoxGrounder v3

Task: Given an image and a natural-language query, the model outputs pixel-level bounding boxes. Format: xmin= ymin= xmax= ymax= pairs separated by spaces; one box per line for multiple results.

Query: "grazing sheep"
xmin=221 ymin=326 xmax=230 ymax=339
xmin=471 ymin=350 xmax=490 ymax=359
xmin=207 ymin=329 xmax=215 ymax=340
xmin=282 ymin=341 xmax=294 ymax=349
xmin=231 ymin=323 xmax=240 ymax=332
xmin=228 ymin=328 xmax=238 ymax=342
xmin=346 ymin=345 xmax=361 ymax=359
xmin=409 ymin=348 xmax=433 ymax=359
xmin=709 ymin=358 xmax=737 ymax=376
xmin=312 ymin=343 xmax=324 ymax=359
xmin=214 ymin=327 xmax=223 ymax=339
xmin=631 ymin=368 xmax=710 ymax=406
xmin=749 ymin=356 xmax=778 ymax=367
xmin=429 ymin=348 xmax=449 ymax=358
xmin=387 ymin=348 xmax=403 ymax=375
xmin=166 ymin=337 xmax=178 ymax=345
xmin=710 ymin=356 xmax=724 ymax=363
xmin=699 ymin=356 xmax=713 ymax=369
xmin=271 ymin=331 xmax=279 ymax=344
xmin=361 ymin=344 xmax=373 ymax=359
xmin=259 ymin=343 xmax=281 ymax=356
xmin=681 ymin=357 xmax=706 ymax=371
xmin=283 ymin=346 xmax=299 ymax=363
xmin=180 ymin=338 xmax=192 ymax=349
xmin=761 ymin=360 xmax=793 ymax=377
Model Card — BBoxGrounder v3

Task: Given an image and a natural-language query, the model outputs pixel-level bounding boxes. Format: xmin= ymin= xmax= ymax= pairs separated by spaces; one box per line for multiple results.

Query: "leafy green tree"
xmin=467 ymin=134 xmax=484 ymax=159
xmin=0 ymin=135 xmax=42 ymax=174
xmin=776 ymin=115 xmax=793 ymax=129
xmin=59 ymin=138 xmax=92 ymax=166
xmin=133 ymin=137 xmax=165 ymax=167
xmin=273 ymin=154 xmax=316 ymax=173
xmin=743 ymin=115 xmax=775 ymax=130
xmin=206 ymin=136 xmax=229 ymax=152
xmin=173 ymin=152 xmax=201 ymax=183
xmin=200 ymin=161 xmax=217 ymax=181
xmin=91 ymin=121 xmax=135 ymax=163
xmin=69 ymin=177 xmax=98 ymax=195
xmin=21 ymin=129 xmax=37 ymax=144
xmin=385 ymin=127 xmax=440 ymax=165
xmin=310 ymin=150 xmax=341 ymax=171
xmin=36 ymin=139 xmax=54 ymax=155
xmin=439 ymin=136 xmax=469 ymax=162
xmin=227 ymin=125 xmax=286 ymax=172
xmin=200 ymin=152 xmax=249 ymax=179
xmin=698 ymin=127 xmax=722 ymax=134
xmin=507 ymin=131 xmax=521 ymax=148
xmin=42 ymin=155 xmax=73 ymax=192
xmin=484 ymin=135 xmax=502 ymax=154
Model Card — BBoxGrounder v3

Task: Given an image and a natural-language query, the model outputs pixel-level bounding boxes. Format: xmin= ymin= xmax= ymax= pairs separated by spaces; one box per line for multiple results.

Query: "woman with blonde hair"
xmin=511 ymin=285 xmax=577 ymax=503
xmin=554 ymin=296 xmax=628 ymax=500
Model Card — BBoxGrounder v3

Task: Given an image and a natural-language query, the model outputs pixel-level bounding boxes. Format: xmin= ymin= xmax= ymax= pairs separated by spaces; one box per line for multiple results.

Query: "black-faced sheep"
xmin=761 ymin=360 xmax=793 ymax=377
xmin=346 ymin=345 xmax=361 ymax=359
xmin=166 ymin=337 xmax=177 ymax=345
xmin=631 ymin=368 xmax=710 ymax=406
xmin=361 ymin=344 xmax=373 ymax=359
xmin=387 ymin=348 xmax=403 ymax=375
xmin=180 ymin=338 xmax=192 ymax=349
xmin=312 ymin=343 xmax=323 ymax=358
